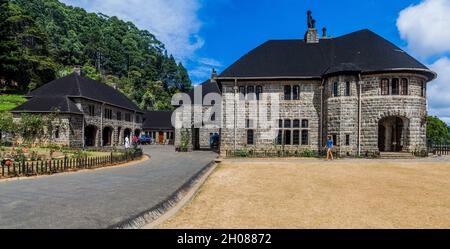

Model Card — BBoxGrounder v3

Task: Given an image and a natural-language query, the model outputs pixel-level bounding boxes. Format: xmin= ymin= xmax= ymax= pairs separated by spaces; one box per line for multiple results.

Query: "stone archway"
xmin=378 ymin=116 xmax=409 ymax=152
xmin=102 ymin=126 xmax=113 ymax=146
xmin=84 ymin=125 xmax=98 ymax=147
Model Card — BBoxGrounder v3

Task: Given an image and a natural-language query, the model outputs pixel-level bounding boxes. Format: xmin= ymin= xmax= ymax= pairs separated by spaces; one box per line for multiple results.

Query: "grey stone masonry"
xmin=174 ymin=71 xmax=430 ymax=157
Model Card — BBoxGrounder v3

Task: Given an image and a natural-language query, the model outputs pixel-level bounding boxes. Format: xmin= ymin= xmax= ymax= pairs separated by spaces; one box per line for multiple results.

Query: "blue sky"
xmin=61 ymin=0 xmax=450 ymax=124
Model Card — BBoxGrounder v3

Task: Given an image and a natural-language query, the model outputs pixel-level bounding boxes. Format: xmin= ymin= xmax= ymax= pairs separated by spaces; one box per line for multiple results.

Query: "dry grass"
xmin=160 ymin=158 xmax=450 ymax=229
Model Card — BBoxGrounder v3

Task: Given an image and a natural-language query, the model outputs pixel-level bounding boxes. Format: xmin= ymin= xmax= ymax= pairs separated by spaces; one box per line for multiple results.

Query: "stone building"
xmin=142 ymin=111 xmax=175 ymax=144
xmin=173 ymin=76 xmax=221 ymax=151
xmin=175 ymin=11 xmax=436 ymax=157
xmin=11 ymin=73 xmax=144 ymax=147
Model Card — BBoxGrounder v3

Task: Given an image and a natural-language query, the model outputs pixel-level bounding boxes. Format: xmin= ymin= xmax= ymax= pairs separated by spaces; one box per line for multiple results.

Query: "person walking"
xmin=326 ymin=135 xmax=334 ymax=161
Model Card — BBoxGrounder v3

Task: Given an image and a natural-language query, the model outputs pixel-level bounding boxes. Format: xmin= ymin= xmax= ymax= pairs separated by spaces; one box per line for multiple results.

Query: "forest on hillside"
xmin=0 ymin=0 xmax=192 ymax=110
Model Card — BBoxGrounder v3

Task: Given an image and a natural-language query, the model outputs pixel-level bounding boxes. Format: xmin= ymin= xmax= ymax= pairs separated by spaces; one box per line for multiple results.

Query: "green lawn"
xmin=0 ymin=94 xmax=27 ymax=111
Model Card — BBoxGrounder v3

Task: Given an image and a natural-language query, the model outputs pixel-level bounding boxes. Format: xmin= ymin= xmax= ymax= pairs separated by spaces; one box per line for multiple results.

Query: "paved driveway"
xmin=0 ymin=146 xmax=217 ymax=229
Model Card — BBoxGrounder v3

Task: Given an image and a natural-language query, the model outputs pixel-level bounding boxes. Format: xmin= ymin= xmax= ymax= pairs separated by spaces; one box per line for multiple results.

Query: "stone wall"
xmin=175 ymin=72 xmax=429 ymax=157
xmin=323 ymin=73 xmax=428 ymax=156
xmin=73 ymin=98 xmax=143 ymax=147
xmin=220 ymin=80 xmax=321 ymax=156
xmin=174 ymin=105 xmax=220 ymax=150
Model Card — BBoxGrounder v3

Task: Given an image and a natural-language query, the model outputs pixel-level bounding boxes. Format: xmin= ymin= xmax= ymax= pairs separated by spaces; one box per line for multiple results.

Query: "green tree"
xmin=0 ymin=111 xmax=15 ymax=141
xmin=427 ymin=116 xmax=449 ymax=144
xmin=2 ymin=0 xmax=192 ymax=110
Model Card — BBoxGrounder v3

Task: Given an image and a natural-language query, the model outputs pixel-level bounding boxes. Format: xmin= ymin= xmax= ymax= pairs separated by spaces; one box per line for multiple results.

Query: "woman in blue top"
xmin=326 ymin=136 xmax=334 ymax=161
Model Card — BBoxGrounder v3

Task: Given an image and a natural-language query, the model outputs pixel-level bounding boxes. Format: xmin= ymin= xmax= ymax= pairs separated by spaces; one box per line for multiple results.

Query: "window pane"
xmin=276 ymin=130 xmax=282 ymax=145
xmin=301 ymin=130 xmax=309 ymax=145
xmin=256 ymin=86 xmax=262 ymax=100
xmin=247 ymin=86 xmax=255 ymax=100
xmin=278 ymin=119 xmax=283 ymax=128
xmin=392 ymin=78 xmax=399 ymax=95
xmin=293 ymin=85 xmax=300 ymax=100
xmin=293 ymin=119 xmax=300 ymax=128
xmin=345 ymin=82 xmax=350 ymax=96
xmin=422 ymin=81 xmax=426 ymax=97
xmin=239 ymin=86 xmax=246 ymax=100
xmin=301 ymin=119 xmax=309 ymax=128
xmin=333 ymin=82 xmax=339 ymax=97
xmin=401 ymin=78 xmax=408 ymax=95
xmin=293 ymin=130 xmax=300 ymax=145
xmin=284 ymin=130 xmax=291 ymax=145
xmin=284 ymin=119 xmax=291 ymax=128
xmin=381 ymin=79 xmax=389 ymax=95
xmin=247 ymin=130 xmax=254 ymax=145
xmin=284 ymin=85 xmax=291 ymax=100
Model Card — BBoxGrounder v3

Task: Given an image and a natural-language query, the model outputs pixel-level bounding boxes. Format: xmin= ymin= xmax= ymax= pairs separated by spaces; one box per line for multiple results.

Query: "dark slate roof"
xmin=11 ymin=96 xmax=83 ymax=114
xmin=187 ymin=79 xmax=221 ymax=103
xmin=25 ymin=73 xmax=143 ymax=112
xmin=220 ymin=29 xmax=435 ymax=79
xmin=142 ymin=111 xmax=174 ymax=130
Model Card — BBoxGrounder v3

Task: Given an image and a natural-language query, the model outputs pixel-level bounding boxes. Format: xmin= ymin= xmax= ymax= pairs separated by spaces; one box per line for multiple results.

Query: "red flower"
xmin=22 ymin=148 xmax=27 ymax=153
xmin=5 ymin=161 xmax=12 ymax=166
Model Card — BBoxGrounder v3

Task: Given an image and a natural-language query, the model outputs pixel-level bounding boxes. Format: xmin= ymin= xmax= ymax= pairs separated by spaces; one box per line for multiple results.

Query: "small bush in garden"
xmin=302 ymin=149 xmax=314 ymax=158
xmin=234 ymin=149 xmax=249 ymax=157
xmin=72 ymin=149 xmax=88 ymax=160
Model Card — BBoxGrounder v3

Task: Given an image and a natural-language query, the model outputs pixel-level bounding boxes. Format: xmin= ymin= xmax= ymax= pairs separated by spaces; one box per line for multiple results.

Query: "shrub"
xmin=234 ymin=149 xmax=250 ymax=157
xmin=302 ymin=149 xmax=315 ymax=157
xmin=72 ymin=149 xmax=88 ymax=160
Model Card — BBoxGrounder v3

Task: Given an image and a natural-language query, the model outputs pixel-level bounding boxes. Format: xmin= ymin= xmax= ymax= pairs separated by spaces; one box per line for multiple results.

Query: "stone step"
xmin=379 ymin=152 xmax=415 ymax=159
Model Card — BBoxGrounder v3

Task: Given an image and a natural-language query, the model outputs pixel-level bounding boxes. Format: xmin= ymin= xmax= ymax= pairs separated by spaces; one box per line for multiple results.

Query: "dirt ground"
xmin=160 ymin=157 xmax=450 ymax=229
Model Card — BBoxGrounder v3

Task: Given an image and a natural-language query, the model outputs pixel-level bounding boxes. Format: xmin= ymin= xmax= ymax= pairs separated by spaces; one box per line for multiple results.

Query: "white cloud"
xmin=61 ymin=0 xmax=204 ymax=62
xmin=397 ymin=0 xmax=450 ymax=58
xmin=198 ymin=58 xmax=222 ymax=67
xmin=428 ymin=57 xmax=450 ymax=123
xmin=189 ymin=66 xmax=213 ymax=80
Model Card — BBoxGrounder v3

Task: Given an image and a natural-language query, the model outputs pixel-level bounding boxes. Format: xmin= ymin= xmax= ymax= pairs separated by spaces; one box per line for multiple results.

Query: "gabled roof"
xmin=25 ymin=73 xmax=143 ymax=113
xmin=220 ymin=29 xmax=435 ymax=80
xmin=187 ymin=79 xmax=221 ymax=104
xmin=142 ymin=111 xmax=174 ymax=130
xmin=11 ymin=96 xmax=83 ymax=115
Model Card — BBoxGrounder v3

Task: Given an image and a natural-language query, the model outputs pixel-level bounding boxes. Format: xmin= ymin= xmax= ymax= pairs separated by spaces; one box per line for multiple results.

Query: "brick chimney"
xmin=304 ymin=10 xmax=319 ymax=43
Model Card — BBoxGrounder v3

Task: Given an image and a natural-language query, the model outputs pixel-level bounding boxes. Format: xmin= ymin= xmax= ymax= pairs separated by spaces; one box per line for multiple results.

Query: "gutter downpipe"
xmin=319 ymin=78 xmax=324 ymax=152
xmin=101 ymin=102 xmax=104 ymax=147
xmin=234 ymin=78 xmax=238 ymax=152
xmin=357 ymin=74 xmax=362 ymax=157
xmin=82 ymin=117 xmax=85 ymax=148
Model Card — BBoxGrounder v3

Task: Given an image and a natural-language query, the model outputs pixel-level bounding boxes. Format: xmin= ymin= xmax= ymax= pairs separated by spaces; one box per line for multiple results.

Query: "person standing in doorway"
xmin=124 ymin=136 xmax=130 ymax=149
xmin=326 ymin=135 xmax=334 ymax=161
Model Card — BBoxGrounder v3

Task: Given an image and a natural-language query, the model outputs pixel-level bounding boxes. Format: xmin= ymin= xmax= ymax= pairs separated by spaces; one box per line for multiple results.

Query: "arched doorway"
xmin=124 ymin=128 xmax=131 ymax=143
xmin=102 ymin=126 xmax=113 ymax=146
xmin=134 ymin=129 xmax=141 ymax=137
xmin=84 ymin=125 xmax=98 ymax=147
xmin=378 ymin=116 xmax=409 ymax=152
